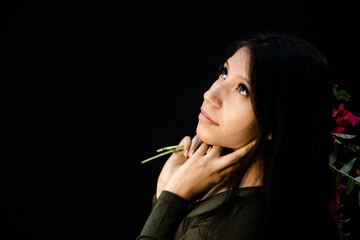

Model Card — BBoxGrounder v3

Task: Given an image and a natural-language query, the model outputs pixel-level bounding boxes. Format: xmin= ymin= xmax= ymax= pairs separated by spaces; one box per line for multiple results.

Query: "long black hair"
xmin=182 ymin=32 xmax=339 ymax=239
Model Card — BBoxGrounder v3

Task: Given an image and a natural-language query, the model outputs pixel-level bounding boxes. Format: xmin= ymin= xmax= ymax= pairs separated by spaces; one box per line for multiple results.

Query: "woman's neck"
xmin=200 ymin=160 xmax=263 ymax=200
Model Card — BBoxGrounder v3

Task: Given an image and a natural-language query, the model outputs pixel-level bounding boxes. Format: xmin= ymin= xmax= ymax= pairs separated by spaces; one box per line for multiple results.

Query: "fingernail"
xmin=184 ymin=150 xmax=188 ymax=158
xmin=252 ymin=141 xmax=256 ymax=146
xmin=189 ymin=150 xmax=194 ymax=157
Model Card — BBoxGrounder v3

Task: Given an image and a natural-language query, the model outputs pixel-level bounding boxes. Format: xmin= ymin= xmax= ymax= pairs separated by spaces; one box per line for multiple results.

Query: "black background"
xmin=1 ymin=1 xmax=359 ymax=239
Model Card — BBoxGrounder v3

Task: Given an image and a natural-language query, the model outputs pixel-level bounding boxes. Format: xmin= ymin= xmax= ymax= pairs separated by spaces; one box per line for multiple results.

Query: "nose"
xmin=203 ymin=81 xmax=222 ymax=108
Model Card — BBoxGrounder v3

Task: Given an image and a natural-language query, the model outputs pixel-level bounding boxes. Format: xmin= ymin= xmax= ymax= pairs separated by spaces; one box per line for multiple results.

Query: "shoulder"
xmin=226 ymin=189 xmax=265 ymax=231
xmin=174 ymin=187 xmax=266 ymax=240
xmin=233 ymin=186 xmax=265 ymax=216
xmin=220 ymin=188 xmax=265 ymax=237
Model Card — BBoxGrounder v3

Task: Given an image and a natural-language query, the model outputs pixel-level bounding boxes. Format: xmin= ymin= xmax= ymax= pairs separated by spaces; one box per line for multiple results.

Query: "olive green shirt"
xmin=137 ymin=186 xmax=265 ymax=240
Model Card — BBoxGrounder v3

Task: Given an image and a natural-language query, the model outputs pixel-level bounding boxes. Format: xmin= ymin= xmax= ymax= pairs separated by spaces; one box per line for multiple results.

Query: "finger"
xmin=179 ymin=136 xmax=191 ymax=157
xmin=191 ymin=142 xmax=210 ymax=158
xmin=189 ymin=135 xmax=202 ymax=157
xmin=207 ymin=145 xmax=222 ymax=156
xmin=217 ymin=140 xmax=255 ymax=169
xmin=206 ymin=146 xmax=212 ymax=154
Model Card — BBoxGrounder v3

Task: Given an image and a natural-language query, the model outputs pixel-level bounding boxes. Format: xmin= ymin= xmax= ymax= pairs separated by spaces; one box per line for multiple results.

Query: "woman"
xmin=137 ymin=32 xmax=340 ymax=239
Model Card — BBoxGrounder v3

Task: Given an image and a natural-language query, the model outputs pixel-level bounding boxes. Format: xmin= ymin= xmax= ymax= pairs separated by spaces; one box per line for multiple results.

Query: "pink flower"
xmin=332 ymin=105 xmax=342 ymax=117
xmin=331 ymin=126 xmax=345 ymax=134
xmin=333 ymin=104 xmax=360 ymax=128
xmin=329 ymin=184 xmax=347 ymax=212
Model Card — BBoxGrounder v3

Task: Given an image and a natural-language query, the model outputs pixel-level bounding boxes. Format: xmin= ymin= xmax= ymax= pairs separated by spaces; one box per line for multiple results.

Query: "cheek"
xmin=223 ymin=107 xmax=252 ymax=130
xmin=220 ymin=109 xmax=259 ymax=147
xmin=227 ymin=120 xmax=258 ymax=142
xmin=196 ymin=110 xmax=258 ymax=148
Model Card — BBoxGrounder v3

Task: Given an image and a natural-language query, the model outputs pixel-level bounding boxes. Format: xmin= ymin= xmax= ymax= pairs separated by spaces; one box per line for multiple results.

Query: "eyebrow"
xmin=225 ymin=60 xmax=250 ymax=85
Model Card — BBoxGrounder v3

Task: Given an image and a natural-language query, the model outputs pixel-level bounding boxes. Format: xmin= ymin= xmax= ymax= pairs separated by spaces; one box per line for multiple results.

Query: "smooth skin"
xmin=163 ymin=140 xmax=255 ymax=202
xmin=156 ymin=48 xmax=261 ymax=202
xmin=156 ymin=135 xmax=202 ymax=199
xmin=197 ymin=47 xmax=258 ymax=149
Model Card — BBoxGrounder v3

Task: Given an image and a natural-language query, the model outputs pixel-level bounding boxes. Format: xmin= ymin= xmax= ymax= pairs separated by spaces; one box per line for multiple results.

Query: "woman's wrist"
xmin=159 ymin=189 xmax=190 ymax=203
xmin=163 ymin=183 xmax=193 ymax=202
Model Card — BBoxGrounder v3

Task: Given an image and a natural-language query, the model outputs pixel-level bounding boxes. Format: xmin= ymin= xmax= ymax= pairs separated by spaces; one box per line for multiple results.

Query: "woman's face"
xmin=196 ymin=47 xmax=259 ymax=149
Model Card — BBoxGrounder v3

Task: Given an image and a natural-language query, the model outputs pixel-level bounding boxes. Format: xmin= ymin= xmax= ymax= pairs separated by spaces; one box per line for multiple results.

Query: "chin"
xmin=196 ymin=124 xmax=226 ymax=147
xmin=196 ymin=124 xmax=215 ymax=145
xmin=196 ymin=124 xmax=253 ymax=149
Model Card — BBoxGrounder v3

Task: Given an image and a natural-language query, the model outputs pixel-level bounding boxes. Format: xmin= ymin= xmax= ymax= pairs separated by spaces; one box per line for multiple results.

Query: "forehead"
xmin=227 ymin=48 xmax=250 ymax=79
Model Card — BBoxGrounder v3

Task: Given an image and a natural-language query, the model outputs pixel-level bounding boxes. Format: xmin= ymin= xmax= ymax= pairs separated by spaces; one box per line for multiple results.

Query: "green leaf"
xmin=354 ymin=145 xmax=360 ymax=152
xmin=355 ymin=176 xmax=360 ymax=185
xmin=329 ymin=145 xmax=338 ymax=166
xmin=346 ymin=179 xmax=355 ymax=195
xmin=336 ymin=172 xmax=342 ymax=189
xmin=339 ymin=157 xmax=357 ymax=174
xmin=332 ymin=133 xmax=357 ymax=139
xmin=334 ymin=89 xmax=351 ymax=101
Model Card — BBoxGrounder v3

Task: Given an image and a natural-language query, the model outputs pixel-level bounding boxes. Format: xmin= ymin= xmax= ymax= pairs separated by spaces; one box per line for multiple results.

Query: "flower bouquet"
xmin=329 ymin=84 xmax=360 ymax=237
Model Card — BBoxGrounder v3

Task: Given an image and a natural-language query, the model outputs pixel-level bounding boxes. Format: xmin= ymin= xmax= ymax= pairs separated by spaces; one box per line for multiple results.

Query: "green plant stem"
xmin=141 ymin=147 xmax=183 ymax=164
xmin=157 ymin=145 xmax=183 ymax=152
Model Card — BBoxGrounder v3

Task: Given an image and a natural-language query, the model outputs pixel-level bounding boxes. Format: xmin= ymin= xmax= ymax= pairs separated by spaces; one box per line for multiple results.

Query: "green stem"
xmin=157 ymin=145 xmax=184 ymax=152
xmin=141 ymin=148 xmax=183 ymax=164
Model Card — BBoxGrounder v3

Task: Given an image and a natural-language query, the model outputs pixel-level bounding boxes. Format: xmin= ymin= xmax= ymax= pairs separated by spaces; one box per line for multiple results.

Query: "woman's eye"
xmin=219 ymin=65 xmax=228 ymax=79
xmin=237 ymin=84 xmax=248 ymax=96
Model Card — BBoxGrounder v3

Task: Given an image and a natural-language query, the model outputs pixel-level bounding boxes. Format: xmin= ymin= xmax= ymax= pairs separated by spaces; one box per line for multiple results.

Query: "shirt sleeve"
xmin=151 ymin=194 xmax=158 ymax=211
xmin=136 ymin=191 xmax=189 ymax=240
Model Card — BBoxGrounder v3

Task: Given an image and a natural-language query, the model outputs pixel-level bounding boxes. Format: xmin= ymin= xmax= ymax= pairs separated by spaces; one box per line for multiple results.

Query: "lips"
xmin=199 ymin=108 xmax=219 ymax=125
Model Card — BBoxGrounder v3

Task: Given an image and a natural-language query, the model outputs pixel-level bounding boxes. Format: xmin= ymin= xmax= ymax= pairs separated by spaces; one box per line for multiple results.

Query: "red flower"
xmin=332 ymin=104 xmax=342 ymax=117
xmin=329 ymin=184 xmax=347 ymax=212
xmin=332 ymin=103 xmax=360 ymax=128
xmin=331 ymin=126 xmax=345 ymax=134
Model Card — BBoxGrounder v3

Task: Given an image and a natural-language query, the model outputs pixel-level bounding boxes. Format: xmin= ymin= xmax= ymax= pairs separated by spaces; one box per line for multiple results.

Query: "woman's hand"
xmin=163 ymin=141 xmax=255 ymax=202
xmin=156 ymin=135 xmax=203 ymax=199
